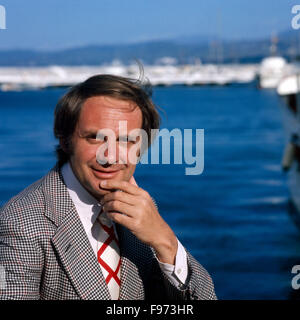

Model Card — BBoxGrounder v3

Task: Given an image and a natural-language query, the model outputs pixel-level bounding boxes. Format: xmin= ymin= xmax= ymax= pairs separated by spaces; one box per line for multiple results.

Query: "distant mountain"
xmin=171 ymin=33 xmax=220 ymax=45
xmin=0 ymin=29 xmax=298 ymax=66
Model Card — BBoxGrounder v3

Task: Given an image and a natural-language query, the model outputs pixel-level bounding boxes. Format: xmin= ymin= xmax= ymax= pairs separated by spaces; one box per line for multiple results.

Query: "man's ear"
xmin=129 ymin=176 xmax=138 ymax=186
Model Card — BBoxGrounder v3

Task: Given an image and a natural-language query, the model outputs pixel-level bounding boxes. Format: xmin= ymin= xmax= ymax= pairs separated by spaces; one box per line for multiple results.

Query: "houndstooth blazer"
xmin=0 ymin=165 xmax=216 ymax=300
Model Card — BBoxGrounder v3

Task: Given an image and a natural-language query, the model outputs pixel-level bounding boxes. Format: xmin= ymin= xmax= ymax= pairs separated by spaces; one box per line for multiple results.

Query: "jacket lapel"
xmin=43 ymin=165 xmax=111 ymax=300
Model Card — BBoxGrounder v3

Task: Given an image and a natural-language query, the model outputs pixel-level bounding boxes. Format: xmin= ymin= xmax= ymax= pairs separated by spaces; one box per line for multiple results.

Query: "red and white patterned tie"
xmin=97 ymin=208 xmax=121 ymax=300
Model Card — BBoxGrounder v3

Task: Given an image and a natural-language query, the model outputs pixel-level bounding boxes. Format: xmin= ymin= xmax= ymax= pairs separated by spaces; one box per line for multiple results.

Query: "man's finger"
xmin=106 ymin=211 xmax=134 ymax=230
xmin=103 ymin=200 xmax=136 ymax=217
xmin=100 ymin=179 xmax=142 ymax=195
xmin=102 ymin=190 xmax=136 ymax=206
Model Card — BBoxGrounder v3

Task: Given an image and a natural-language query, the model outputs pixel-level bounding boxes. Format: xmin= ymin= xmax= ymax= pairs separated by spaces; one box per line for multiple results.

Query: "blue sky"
xmin=0 ymin=0 xmax=298 ymax=50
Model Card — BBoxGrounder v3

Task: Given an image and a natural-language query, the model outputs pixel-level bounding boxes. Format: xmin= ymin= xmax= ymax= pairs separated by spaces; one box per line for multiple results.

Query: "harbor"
xmin=0 ymin=63 xmax=260 ymax=90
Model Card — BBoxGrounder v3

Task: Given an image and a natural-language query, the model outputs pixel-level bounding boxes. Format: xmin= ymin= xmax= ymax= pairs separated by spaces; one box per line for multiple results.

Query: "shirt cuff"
xmin=156 ymin=239 xmax=188 ymax=288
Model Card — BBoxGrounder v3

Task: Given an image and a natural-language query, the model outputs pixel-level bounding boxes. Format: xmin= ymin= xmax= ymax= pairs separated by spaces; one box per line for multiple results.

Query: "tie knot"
xmin=98 ymin=207 xmax=113 ymax=228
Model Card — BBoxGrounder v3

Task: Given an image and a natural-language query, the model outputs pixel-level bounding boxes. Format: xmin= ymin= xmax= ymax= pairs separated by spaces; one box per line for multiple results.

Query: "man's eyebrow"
xmin=79 ymin=130 xmax=139 ymax=141
xmin=80 ymin=130 xmax=98 ymax=136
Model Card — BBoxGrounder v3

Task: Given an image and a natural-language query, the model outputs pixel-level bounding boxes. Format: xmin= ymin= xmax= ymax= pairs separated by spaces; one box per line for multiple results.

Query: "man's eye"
xmin=86 ymin=136 xmax=98 ymax=143
xmin=119 ymin=139 xmax=136 ymax=145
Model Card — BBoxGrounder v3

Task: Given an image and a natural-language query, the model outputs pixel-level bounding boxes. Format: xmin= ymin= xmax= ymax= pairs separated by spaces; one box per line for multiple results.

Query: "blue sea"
xmin=1 ymin=84 xmax=300 ymax=299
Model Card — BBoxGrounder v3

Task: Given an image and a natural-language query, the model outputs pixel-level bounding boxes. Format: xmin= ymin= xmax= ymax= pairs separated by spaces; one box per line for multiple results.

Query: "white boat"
xmin=258 ymin=56 xmax=292 ymax=89
xmin=277 ymin=74 xmax=300 ymax=227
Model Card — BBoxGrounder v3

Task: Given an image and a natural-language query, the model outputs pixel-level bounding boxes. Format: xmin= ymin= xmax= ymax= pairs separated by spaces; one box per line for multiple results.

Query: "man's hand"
xmin=99 ymin=179 xmax=178 ymax=265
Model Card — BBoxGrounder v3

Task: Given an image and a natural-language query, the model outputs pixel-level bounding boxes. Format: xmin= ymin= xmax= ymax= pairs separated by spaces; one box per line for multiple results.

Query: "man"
xmin=0 ymin=74 xmax=216 ymax=300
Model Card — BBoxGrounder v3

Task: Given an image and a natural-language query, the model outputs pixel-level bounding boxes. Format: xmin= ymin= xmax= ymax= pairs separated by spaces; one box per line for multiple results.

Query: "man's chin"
xmin=87 ymin=186 xmax=108 ymax=199
xmin=89 ymin=183 xmax=117 ymax=199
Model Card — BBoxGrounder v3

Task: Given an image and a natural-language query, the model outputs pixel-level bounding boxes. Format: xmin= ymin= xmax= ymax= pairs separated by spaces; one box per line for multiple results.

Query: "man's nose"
xmin=96 ymin=140 xmax=118 ymax=166
xmin=103 ymin=144 xmax=118 ymax=164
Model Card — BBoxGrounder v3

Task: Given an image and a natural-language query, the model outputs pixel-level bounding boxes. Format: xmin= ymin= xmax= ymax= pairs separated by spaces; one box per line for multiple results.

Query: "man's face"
xmin=67 ymin=95 xmax=143 ymax=199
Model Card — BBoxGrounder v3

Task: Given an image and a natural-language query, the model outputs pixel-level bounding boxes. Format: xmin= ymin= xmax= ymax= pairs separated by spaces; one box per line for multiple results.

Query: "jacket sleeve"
xmin=148 ymin=247 xmax=217 ymax=300
xmin=0 ymin=209 xmax=42 ymax=300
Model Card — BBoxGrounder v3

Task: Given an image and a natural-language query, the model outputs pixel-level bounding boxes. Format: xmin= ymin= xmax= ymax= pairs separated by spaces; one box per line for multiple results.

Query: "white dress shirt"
xmin=61 ymin=162 xmax=188 ymax=289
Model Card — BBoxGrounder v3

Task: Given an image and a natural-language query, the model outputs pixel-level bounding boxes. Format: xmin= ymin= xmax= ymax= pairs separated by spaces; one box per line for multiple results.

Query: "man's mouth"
xmin=91 ymin=167 xmax=121 ymax=179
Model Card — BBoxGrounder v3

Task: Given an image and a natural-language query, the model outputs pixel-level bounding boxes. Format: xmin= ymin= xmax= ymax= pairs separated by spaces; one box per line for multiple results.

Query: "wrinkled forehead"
xmin=78 ymin=95 xmax=143 ymax=132
xmin=86 ymin=95 xmax=139 ymax=110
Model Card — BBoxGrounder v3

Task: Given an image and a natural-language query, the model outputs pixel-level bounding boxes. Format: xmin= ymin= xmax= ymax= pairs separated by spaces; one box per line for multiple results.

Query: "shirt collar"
xmin=61 ymin=162 xmax=101 ymax=224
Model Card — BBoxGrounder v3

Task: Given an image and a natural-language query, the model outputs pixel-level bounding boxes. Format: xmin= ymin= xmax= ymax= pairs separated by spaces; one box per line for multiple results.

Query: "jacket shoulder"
xmin=0 ymin=168 xmax=55 ymax=223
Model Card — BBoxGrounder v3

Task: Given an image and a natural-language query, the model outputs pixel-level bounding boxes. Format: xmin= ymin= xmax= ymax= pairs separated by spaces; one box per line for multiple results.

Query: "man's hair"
xmin=54 ymin=74 xmax=161 ymax=166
